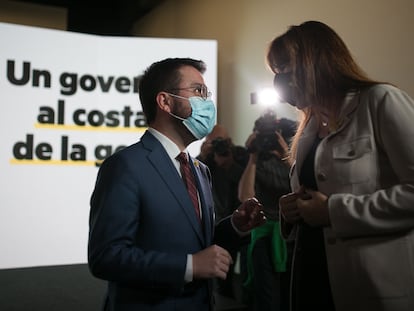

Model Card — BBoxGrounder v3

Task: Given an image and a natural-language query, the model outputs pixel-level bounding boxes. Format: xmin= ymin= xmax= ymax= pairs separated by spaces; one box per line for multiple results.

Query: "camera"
xmin=211 ymin=137 xmax=232 ymax=156
xmin=248 ymin=112 xmax=296 ymax=153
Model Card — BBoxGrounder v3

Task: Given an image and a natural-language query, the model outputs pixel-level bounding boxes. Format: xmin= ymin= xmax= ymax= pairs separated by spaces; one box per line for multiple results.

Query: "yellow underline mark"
xmin=34 ymin=123 xmax=147 ymax=132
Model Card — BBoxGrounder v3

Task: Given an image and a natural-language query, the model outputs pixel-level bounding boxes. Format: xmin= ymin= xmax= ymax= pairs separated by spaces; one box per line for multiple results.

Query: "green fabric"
xmin=243 ymin=220 xmax=287 ymax=288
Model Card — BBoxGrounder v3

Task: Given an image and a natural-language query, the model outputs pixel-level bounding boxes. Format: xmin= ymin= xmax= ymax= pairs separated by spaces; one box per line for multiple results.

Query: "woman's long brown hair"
xmin=266 ymin=21 xmax=382 ymax=160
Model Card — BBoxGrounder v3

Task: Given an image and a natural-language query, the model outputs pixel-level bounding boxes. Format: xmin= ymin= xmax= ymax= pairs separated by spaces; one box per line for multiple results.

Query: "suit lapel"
xmin=142 ymin=132 xmax=205 ymax=244
xmin=190 ymin=158 xmax=214 ymax=246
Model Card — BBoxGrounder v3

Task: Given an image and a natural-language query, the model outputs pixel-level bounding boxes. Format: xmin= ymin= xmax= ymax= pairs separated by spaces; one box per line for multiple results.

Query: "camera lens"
xmin=211 ymin=138 xmax=231 ymax=156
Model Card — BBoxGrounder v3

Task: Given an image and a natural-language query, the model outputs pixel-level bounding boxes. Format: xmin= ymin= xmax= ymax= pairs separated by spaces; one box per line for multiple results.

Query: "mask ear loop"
xmin=169 ymin=112 xmax=186 ymax=121
xmin=165 ymin=92 xmax=191 ymax=121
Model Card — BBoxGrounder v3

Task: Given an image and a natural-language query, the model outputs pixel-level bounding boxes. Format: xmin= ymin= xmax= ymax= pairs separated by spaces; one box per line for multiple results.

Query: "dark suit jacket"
xmin=88 ymin=130 xmax=240 ymax=311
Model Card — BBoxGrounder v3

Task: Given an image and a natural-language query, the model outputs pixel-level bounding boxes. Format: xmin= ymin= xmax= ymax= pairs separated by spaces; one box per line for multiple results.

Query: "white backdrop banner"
xmin=0 ymin=22 xmax=217 ymax=269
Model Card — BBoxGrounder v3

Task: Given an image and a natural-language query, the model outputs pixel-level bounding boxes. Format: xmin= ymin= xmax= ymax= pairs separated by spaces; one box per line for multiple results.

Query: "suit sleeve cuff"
xmin=184 ymin=254 xmax=193 ymax=282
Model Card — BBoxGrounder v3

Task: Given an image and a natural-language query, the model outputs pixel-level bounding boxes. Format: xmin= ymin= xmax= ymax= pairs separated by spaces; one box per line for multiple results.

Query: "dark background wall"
xmin=18 ymin=0 xmax=165 ymax=36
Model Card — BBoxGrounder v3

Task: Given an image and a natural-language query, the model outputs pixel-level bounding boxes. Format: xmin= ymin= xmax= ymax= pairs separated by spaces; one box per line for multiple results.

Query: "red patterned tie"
xmin=176 ymin=152 xmax=201 ymax=222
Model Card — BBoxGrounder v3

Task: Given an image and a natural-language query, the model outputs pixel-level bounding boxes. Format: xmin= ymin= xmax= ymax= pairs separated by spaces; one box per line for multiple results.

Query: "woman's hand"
xmin=271 ymin=131 xmax=289 ymax=158
xmin=280 ymin=188 xmax=330 ymax=226
xmin=279 ymin=192 xmax=302 ymax=224
xmin=297 ymin=190 xmax=331 ymax=226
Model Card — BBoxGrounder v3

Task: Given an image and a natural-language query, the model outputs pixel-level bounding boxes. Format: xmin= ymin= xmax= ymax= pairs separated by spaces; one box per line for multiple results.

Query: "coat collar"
xmin=294 ymin=91 xmax=360 ymax=180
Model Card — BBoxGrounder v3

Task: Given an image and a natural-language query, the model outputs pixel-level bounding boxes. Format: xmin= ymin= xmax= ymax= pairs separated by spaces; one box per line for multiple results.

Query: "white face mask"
xmin=168 ymin=94 xmax=216 ymax=139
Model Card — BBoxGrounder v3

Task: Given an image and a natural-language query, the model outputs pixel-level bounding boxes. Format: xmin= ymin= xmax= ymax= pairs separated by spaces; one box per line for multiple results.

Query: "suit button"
xmin=348 ymin=149 xmax=356 ymax=157
xmin=317 ymin=172 xmax=327 ymax=181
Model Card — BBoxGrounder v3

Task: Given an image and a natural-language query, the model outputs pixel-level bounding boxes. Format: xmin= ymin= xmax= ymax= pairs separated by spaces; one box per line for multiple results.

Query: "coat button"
xmin=317 ymin=172 xmax=327 ymax=181
xmin=348 ymin=149 xmax=356 ymax=157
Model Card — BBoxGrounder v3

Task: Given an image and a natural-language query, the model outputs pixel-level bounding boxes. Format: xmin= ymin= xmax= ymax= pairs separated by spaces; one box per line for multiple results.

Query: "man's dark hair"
xmin=138 ymin=58 xmax=206 ymax=124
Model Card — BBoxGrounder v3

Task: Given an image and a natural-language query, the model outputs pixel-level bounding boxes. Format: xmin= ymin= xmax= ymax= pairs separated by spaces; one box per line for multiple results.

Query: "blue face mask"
xmin=168 ymin=94 xmax=216 ymax=139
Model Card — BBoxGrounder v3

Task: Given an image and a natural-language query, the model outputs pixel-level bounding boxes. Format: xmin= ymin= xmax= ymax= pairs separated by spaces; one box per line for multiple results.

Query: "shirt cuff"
xmin=184 ymin=254 xmax=193 ymax=282
xmin=231 ymin=215 xmax=251 ymax=237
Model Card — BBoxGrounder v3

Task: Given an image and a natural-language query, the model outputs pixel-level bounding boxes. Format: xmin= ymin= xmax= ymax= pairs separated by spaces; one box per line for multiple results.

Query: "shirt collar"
xmin=147 ymin=127 xmax=187 ymax=161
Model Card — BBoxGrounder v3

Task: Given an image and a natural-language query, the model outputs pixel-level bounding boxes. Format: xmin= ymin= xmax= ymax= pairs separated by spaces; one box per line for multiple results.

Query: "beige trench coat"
xmin=285 ymin=84 xmax=414 ymax=311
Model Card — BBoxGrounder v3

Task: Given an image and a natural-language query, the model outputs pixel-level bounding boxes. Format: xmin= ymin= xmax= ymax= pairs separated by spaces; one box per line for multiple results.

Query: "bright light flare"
xmin=257 ymin=88 xmax=281 ymax=106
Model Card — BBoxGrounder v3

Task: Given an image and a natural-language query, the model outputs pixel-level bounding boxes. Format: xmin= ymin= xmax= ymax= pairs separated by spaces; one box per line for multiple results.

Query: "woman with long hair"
xmin=269 ymin=21 xmax=414 ymax=311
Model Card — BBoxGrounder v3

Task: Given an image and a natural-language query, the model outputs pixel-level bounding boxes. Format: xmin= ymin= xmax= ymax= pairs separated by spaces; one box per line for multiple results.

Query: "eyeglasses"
xmin=168 ymin=84 xmax=212 ymax=100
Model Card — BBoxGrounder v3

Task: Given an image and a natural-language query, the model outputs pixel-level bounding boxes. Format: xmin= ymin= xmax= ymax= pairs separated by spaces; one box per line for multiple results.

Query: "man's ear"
xmin=156 ymin=92 xmax=173 ymax=113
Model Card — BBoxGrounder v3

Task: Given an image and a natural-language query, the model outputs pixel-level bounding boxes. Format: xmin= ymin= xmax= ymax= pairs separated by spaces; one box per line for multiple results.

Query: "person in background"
xmin=197 ymin=124 xmax=249 ymax=299
xmin=238 ymin=111 xmax=296 ymax=311
xmin=88 ymin=57 xmax=266 ymax=311
xmin=271 ymin=21 xmax=414 ymax=311
xmin=198 ymin=124 xmax=248 ymax=222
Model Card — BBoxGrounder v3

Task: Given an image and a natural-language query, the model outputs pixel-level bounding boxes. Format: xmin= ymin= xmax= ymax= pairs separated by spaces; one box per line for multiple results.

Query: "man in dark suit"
xmin=88 ymin=58 xmax=265 ymax=311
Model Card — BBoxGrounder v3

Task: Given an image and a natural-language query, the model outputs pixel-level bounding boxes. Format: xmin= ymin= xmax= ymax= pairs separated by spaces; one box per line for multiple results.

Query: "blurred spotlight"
xmin=250 ymin=88 xmax=281 ymax=106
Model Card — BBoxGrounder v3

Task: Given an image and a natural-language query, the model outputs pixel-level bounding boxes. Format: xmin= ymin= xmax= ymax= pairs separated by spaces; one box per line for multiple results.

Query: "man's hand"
xmin=244 ymin=132 xmax=258 ymax=152
xmin=270 ymin=131 xmax=291 ymax=164
xmin=232 ymin=197 xmax=266 ymax=232
xmin=192 ymin=244 xmax=233 ymax=280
